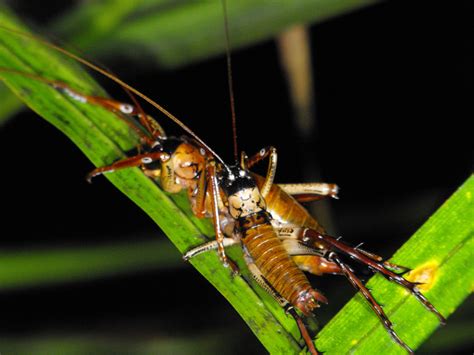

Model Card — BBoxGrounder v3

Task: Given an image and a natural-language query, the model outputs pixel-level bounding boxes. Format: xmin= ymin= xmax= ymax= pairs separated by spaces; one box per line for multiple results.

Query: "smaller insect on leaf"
xmin=0 ymin=9 xmax=304 ymax=354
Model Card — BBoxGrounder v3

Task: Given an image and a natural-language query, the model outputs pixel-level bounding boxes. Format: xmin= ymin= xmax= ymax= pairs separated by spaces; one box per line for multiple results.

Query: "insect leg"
xmin=281 ymin=237 xmax=341 ymax=276
xmin=245 ymin=146 xmax=338 ymax=201
xmin=0 ymin=68 xmax=160 ymax=146
xmin=327 ymin=252 xmax=414 ymax=354
xmin=301 ymin=229 xmax=447 ymax=324
xmin=278 ymin=182 xmax=339 ymax=201
xmin=188 ymin=166 xmax=208 ymax=218
xmin=207 ymin=161 xmax=239 ymax=274
xmin=245 ymin=146 xmax=277 ymax=198
xmin=287 ymin=308 xmax=319 ymax=355
xmin=353 ymin=246 xmax=411 ymax=274
xmin=280 ymin=227 xmax=415 ymax=352
xmin=183 ymin=238 xmax=239 ymax=261
xmin=53 ymin=81 xmax=166 ymax=143
xmin=280 ymin=225 xmax=409 ymax=274
xmin=86 ymin=151 xmax=168 ymax=182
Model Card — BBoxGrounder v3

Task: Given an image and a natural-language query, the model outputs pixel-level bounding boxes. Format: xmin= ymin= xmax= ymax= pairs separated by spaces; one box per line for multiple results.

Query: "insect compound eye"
xmin=119 ymin=104 xmax=134 ymax=114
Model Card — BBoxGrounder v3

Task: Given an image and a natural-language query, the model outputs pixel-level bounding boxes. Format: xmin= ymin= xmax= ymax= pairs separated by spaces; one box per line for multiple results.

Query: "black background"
xmin=0 ymin=0 xmax=472 ymax=353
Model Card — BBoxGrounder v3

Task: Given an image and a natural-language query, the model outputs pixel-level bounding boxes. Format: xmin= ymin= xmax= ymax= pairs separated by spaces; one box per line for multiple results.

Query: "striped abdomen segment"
xmin=239 ymin=213 xmax=327 ymax=315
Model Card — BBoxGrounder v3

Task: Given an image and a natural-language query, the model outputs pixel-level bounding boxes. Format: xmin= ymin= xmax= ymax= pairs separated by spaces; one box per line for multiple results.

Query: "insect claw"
xmin=85 ymin=173 xmax=94 ymax=184
xmin=398 ymin=268 xmax=412 ymax=276
xmin=86 ymin=169 xmax=108 ymax=183
xmin=224 ymin=258 xmax=240 ymax=277
xmin=284 ymin=305 xmax=294 ymax=315
xmin=388 ymin=329 xmax=414 ymax=354
xmin=382 ymin=261 xmax=412 ymax=274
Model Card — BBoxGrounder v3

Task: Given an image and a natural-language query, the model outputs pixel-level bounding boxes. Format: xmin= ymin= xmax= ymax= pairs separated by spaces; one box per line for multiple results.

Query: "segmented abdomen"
xmin=241 ymin=216 xmax=322 ymax=315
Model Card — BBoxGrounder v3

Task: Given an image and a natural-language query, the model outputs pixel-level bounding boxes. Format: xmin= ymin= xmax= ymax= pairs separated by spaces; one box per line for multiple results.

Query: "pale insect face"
xmin=228 ymin=187 xmax=266 ymax=219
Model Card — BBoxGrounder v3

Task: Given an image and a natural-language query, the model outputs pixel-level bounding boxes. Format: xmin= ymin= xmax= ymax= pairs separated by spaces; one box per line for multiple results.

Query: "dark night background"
xmin=0 ymin=0 xmax=472 ymax=354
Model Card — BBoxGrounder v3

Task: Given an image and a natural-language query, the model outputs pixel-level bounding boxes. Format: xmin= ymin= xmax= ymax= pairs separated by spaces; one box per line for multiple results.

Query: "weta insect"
xmin=0 ymin=5 xmax=446 ymax=354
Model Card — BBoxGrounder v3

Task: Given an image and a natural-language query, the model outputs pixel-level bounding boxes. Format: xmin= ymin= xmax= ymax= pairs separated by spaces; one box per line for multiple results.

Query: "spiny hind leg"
xmin=326 ymin=251 xmax=414 ymax=353
xmin=301 ymin=229 xmax=446 ymax=324
xmin=278 ymin=225 xmax=412 ymax=276
xmin=281 ymin=227 xmax=414 ymax=352
xmin=279 ymin=227 xmax=445 ymax=352
xmin=352 ymin=245 xmax=411 ymax=274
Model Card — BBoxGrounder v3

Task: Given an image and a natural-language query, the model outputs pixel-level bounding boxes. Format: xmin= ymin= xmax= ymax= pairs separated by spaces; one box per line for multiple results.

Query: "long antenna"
xmin=221 ymin=0 xmax=239 ymax=162
xmin=0 ymin=24 xmax=229 ymax=170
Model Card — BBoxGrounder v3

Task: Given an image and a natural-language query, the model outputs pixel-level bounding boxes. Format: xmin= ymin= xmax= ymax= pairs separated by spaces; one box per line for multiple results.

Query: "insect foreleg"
xmin=54 ymin=82 xmax=166 ymax=142
xmin=0 ymin=68 xmax=160 ymax=145
xmin=206 ymin=161 xmax=239 ymax=274
xmin=188 ymin=167 xmax=208 ymax=218
xmin=86 ymin=151 xmax=169 ymax=182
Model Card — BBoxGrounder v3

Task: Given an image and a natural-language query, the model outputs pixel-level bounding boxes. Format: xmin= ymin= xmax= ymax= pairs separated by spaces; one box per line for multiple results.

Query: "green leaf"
xmin=85 ymin=0 xmax=379 ymax=67
xmin=0 ymin=239 xmax=182 ymax=290
xmin=0 ymin=81 xmax=22 ymax=126
xmin=0 ymin=332 xmax=236 ymax=354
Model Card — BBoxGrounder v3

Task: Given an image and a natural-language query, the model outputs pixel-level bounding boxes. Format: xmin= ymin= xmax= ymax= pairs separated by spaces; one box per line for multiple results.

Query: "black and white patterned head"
xmin=221 ymin=166 xmax=266 ymax=219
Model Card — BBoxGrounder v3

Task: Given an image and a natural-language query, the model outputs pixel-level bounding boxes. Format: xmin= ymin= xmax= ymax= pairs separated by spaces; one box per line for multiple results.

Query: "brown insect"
xmin=184 ymin=150 xmax=446 ymax=354
xmin=0 ymin=5 xmax=446 ymax=353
